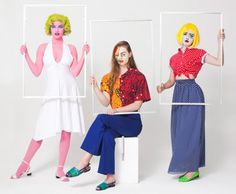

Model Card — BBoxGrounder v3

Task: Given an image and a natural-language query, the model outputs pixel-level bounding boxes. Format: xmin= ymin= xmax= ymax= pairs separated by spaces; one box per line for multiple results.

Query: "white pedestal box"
xmin=115 ymin=137 xmax=139 ymax=183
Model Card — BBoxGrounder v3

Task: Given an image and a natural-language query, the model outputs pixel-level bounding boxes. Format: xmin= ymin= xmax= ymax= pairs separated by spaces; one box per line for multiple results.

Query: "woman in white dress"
xmin=11 ymin=13 xmax=89 ymax=181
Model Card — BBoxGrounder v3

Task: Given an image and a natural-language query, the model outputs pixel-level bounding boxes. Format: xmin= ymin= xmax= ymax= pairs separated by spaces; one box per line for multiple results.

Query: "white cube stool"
xmin=115 ymin=137 xmax=139 ymax=183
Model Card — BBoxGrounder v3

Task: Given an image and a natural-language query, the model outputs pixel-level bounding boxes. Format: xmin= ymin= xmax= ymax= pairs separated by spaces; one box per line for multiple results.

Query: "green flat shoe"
xmin=96 ymin=181 xmax=116 ymax=191
xmin=178 ymin=171 xmax=199 ymax=182
xmin=66 ymin=163 xmax=91 ymax=178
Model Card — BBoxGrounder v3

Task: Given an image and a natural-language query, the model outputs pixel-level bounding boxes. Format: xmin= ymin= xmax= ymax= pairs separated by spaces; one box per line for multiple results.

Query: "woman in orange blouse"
xmin=66 ymin=41 xmax=150 ymax=191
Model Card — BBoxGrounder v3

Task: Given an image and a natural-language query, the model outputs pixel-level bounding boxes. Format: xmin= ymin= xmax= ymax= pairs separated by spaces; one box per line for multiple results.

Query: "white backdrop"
xmin=0 ymin=0 xmax=235 ymax=194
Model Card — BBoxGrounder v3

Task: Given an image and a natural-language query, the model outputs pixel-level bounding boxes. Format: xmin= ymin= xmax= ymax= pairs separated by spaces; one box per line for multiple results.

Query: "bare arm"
xmin=90 ymin=76 xmax=110 ymax=107
xmin=111 ymin=101 xmax=143 ymax=114
xmin=204 ymin=29 xmax=225 ymax=66
xmin=20 ymin=43 xmax=46 ymax=77
xmin=156 ymin=69 xmax=176 ymax=93
xmin=70 ymin=44 xmax=90 ymax=77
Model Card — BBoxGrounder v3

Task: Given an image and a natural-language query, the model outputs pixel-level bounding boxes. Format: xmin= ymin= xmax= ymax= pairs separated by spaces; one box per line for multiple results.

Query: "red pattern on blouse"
xmin=170 ymin=48 xmax=207 ymax=78
xmin=119 ymin=68 xmax=151 ymax=106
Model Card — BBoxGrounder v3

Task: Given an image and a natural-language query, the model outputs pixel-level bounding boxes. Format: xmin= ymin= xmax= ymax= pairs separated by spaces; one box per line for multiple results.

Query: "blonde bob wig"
xmin=176 ymin=23 xmax=200 ymax=48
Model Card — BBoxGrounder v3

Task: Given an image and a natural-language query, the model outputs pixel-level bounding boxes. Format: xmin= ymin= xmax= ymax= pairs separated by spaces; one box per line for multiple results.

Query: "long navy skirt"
xmin=168 ymin=79 xmax=205 ymax=174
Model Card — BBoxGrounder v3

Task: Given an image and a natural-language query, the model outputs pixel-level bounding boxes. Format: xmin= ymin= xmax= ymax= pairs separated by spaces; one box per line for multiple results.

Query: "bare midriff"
xmin=175 ymin=74 xmax=195 ymax=80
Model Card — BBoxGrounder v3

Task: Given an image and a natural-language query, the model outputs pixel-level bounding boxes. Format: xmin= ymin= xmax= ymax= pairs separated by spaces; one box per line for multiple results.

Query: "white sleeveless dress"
xmin=33 ymin=41 xmax=85 ymax=140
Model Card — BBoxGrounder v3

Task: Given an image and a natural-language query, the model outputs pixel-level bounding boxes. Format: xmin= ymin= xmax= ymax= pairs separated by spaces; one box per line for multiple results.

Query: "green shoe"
xmin=66 ymin=163 xmax=91 ymax=178
xmin=178 ymin=171 xmax=199 ymax=182
xmin=96 ymin=181 xmax=116 ymax=191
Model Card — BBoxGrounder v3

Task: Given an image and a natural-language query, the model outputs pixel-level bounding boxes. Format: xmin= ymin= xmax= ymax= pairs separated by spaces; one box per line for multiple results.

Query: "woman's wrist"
xmin=161 ymin=83 xmax=166 ymax=90
xmin=93 ymin=84 xmax=99 ymax=90
xmin=81 ymin=51 xmax=85 ymax=57
xmin=25 ymin=52 xmax=29 ymax=58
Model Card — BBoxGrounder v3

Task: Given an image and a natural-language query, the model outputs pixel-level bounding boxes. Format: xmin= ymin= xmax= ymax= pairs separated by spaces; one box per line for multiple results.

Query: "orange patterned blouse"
xmin=100 ymin=68 xmax=151 ymax=109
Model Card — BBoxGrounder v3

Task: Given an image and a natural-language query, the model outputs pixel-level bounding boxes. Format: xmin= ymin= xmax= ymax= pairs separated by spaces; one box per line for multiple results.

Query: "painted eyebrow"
xmin=51 ymin=25 xmax=62 ymax=27
xmin=115 ymin=51 xmax=126 ymax=55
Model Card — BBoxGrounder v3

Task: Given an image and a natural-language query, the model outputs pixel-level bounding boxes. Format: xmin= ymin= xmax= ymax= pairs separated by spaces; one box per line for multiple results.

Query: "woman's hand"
xmin=156 ymin=83 xmax=165 ymax=93
xmin=90 ymin=75 xmax=110 ymax=107
xmin=82 ymin=43 xmax=90 ymax=55
xmin=107 ymin=108 xmax=117 ymax=115
xmin=20 ymin=44 xmax=28 ymax=55
xmin=205 ymin=29 xmax=225 ymax=66
xmin=90 ymin=75 xmax=98 ymax=89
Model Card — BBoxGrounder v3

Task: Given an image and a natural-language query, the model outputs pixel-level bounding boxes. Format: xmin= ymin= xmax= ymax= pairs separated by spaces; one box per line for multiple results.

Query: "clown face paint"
xmin=50 ymin=21 xmax=64 ymax=39
xmin=182 ymin=31 xmax=195 ymax=48
xmin=115 ymin=47 xmax=131 ymax=66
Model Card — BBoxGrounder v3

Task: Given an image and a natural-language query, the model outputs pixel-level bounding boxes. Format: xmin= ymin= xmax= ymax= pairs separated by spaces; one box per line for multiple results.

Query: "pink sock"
xmin=57 ymin=131 xmax=71 ymax=177
xmin=16 ymin=139 xmax=42 ymax=177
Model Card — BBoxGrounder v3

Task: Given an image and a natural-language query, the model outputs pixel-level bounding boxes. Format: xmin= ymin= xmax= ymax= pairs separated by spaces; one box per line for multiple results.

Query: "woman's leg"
xmin=79 ymin=119 xmax=118 ymax=188
xmin=57 ymin=130 xmax=71 ymax=177
xmin=76 ymin=121 xmax=118 ymax=182
xmin=98 ymin=130 xmax=117 ymax=175
xmin=105 ymin=174 xmax=116 ymax=183
xmin=12 ymin=139 xmax=43 ymax=178
xmin=69 ymin=114 xmax=141 ymax=184
xmin=97 ymin=114 xmax=142 ymax=176
xmin=96 ymin=114 xmax=142 ymax=189
xmin=73 ymin=114 xmax=108 ymax=170
xmin=66 ymin=114 xmax=107 ymax=178
xmin=77 ymin=152 xmax=93 ymax=169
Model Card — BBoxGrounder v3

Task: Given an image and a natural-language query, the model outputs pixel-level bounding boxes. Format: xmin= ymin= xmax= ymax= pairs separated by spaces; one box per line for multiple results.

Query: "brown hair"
xmin=108 ymin=41 xmax=137 ymax=93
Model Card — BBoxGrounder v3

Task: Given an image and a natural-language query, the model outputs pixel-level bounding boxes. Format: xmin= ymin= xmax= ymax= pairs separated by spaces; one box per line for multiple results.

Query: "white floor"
xmin=1 ymin=110 xmax=235 ymax=194
xmin=1 ymin=151 xmax=235 ymax=194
